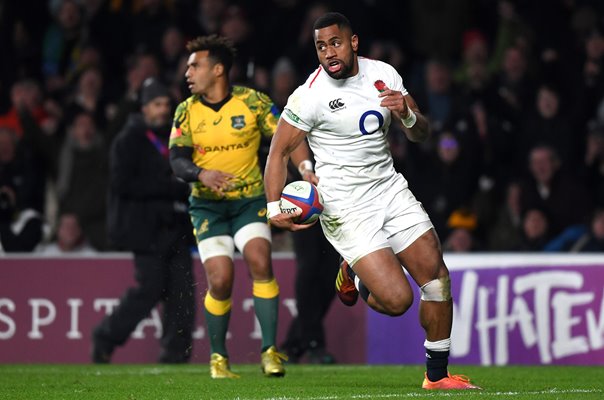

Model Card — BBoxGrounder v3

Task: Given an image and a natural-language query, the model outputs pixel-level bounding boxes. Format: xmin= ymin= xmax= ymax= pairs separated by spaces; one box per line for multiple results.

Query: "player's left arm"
xmin=379 ymin=89 xmax=430 ymax=143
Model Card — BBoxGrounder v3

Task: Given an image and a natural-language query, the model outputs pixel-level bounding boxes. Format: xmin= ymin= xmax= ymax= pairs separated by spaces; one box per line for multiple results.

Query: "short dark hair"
xmin=186 ymin=34 xmax=237 ymax=74
xmin=313 ymin=12 xmax=352 ymax=32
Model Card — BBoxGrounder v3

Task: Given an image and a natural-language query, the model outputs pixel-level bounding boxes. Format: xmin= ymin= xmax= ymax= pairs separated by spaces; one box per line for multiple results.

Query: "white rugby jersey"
xmin=282 ymin=57 xmax=410 ymax=212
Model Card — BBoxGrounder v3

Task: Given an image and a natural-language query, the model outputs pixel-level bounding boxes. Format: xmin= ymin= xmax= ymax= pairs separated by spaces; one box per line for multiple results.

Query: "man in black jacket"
xmin=92 ymin=78 xmax=195 ymax=363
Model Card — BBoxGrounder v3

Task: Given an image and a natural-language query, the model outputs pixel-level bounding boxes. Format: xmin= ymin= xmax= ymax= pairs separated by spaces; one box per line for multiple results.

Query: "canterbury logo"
xmin=329 ymin=98 xmax=345 ymax=110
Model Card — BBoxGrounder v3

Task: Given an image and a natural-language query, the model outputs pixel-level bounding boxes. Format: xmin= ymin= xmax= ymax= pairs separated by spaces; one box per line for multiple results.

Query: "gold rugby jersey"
xmin=169 ymin=86 xmax=279 ymax=200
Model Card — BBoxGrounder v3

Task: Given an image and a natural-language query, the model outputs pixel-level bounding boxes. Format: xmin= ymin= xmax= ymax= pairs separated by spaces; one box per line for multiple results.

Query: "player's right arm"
xmin=169 ymin=101 xmax=234 ymax=196
xmin=264 ymin=118 xmax=313 ymax=231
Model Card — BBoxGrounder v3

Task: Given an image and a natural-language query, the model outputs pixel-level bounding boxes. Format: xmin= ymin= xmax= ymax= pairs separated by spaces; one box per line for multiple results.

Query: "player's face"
xmin=185 ymin=51 xmax=218 ymax=96
xmin=314 ymin=24 xmax=358 ymax=79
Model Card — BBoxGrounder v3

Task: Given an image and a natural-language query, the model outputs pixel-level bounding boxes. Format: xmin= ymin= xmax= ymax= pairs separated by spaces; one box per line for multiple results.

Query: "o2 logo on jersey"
xmin=358 ymin=110 xmax=384 ymax=135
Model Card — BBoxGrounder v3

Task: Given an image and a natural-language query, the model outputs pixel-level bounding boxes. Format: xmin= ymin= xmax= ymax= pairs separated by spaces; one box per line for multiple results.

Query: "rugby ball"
xmin=280 ymin=181 xmax=324 ymax=224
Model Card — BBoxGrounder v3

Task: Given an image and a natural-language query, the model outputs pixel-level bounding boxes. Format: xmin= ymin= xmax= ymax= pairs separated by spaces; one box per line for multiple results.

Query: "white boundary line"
xmin=250 ymin=388 xmax=602 ymax=400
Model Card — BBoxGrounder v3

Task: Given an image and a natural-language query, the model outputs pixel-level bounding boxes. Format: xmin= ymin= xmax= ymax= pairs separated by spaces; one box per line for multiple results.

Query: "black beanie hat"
xmin=141 ymin=78 xmax=170 ymax=105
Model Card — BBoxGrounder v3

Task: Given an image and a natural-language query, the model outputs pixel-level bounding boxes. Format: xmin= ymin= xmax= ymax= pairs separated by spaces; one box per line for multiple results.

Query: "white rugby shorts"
xmin=320 ymin=179 xmax=433 ymax=267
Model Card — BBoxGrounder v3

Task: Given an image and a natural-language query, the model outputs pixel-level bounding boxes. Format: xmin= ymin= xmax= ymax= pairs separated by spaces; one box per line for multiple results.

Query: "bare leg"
xmin=397 ymin=229 xmax=452 ymax=340
xmin=352 ymin=247 xmax=414 ymax=316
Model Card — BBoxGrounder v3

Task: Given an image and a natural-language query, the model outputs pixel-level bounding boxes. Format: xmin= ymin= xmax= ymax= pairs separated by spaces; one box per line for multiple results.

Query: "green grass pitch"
xmin=1 ymin=364 xmax=603 ymax=399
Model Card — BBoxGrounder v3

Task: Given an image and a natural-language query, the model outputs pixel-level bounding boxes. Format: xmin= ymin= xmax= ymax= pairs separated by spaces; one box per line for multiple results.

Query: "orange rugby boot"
xmin=422 ymin=373 xmax=482 ymax=390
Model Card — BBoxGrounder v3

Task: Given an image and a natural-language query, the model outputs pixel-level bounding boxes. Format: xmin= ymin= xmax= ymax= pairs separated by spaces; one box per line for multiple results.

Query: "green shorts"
xmin=189 ymin=195 xmax=268 ymax=243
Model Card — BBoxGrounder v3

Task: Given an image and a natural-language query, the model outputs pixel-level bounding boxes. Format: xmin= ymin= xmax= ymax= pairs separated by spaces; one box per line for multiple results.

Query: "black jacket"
xmin=107 ymin=114 xmax=191 ymax=252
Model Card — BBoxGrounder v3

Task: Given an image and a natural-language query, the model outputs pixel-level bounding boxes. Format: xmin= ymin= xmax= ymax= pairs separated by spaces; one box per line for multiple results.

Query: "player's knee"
xmin=420 ymin=276 xmax=452 ymax=302
xmin=242 ymin=240 xmax=272 ymax=279
xmin=381 ymin=290 xmax=413 ymax=316
xmin=245 ymin=249 xmax=271 ymax=271
xmin=206 ymin=276 xmax=234 ymax=299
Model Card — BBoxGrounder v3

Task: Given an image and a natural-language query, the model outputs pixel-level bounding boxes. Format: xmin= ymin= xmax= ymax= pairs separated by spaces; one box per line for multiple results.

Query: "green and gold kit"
xmin=169 ymin=86 xmax=278 ymax=200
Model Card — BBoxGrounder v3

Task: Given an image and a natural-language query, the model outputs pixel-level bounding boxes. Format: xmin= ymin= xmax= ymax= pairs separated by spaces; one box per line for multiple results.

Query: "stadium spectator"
xmin=519 ymin=145 xmax=593 ymax=237
xmin=63 ymin=66 xmax=109 ymax=131
xmin=83 ymin=0 xmax=129 ymax=82
xmin=264 ymin=12 xmax=480 ymax=390
xmin=469 ymin=100 xmax=518 ymax=191
xmin=518 ymin=208 xmax=551 ymax=251
xmin=0 ymin=184 xmax=45 ymax=253
xmin=519 ymin=84 xmax=578 ymax=170
xmin=129 ymin=0 xmax=175 ymax=56
xmin=36 ymin=212 xmax=96 ymax=255
xmin=270 ymin=57 xmax=299 ymax=110
xmin=0 ymin=127 xmax=45 ymax=253
xmin=0 ymin=125 xmax=46 ymax=214
xmin=168 ymin=35 xmax=310 ymax=378
xmin=414 ymin=59 xmax=462 ymax=132
xmin=107 ymin=53 xmax=161 ymax=136
xmin=485 ymin=181 xmax=523 ymax=251
xmin=454 ymin=30 xmax=490 ymax=87
xmin=574 ymin=29 xmax=604 ymax=126
xmin=570 ymin=208 xmax=604 ymax=252
xmin=0 ymin=79 xmax=58 ymax=139
xmin=288 ymin=3 xmax=330 ymax=82
xmin=159 ymin=26 xmax=189 ymax=101
xmin=92 ymin=78 xmax=195 ymax=364
xmin=408 ymin=0 xmax=471 ymax=62
xmin=219 ymin=5 xmax=258 ymax=85
xmin=42 ymin=0 xmax=87 ymax=94
xmin=581 ymin=123 xmax=604 ymax=207
xmin=443 ymin=228 xmax=477 ymax=253
xmin=415 ymin=131 xmax=478 ymax=237
xmin=191 ymin=0 xmax=229 ymax=38
xmin=492 ymin=45 xmax=535 ymax=125
xmin=55 ymin=111 xmax=108 ymax=250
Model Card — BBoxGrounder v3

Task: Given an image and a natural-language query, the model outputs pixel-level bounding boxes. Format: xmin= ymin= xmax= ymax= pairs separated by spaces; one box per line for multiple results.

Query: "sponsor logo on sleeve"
xmin=284 ymin=108 xmax=301 ymax=123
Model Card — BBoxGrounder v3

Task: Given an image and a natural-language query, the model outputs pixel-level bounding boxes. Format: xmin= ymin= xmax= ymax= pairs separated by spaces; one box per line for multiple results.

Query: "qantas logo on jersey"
xmin=328 ymin=98 xmax=345 ymax=111
xmin=195 ymin=141 xmax=251 ymax=154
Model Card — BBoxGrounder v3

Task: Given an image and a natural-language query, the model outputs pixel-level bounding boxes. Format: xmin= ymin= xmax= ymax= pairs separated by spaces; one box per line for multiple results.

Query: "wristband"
xmin=401 ymin=109 xmax=417 ymax=128
xmin=297 ymin=160 xmax=313 ymax=176
xmin=266 ymin=201 xmax=281 ymax=220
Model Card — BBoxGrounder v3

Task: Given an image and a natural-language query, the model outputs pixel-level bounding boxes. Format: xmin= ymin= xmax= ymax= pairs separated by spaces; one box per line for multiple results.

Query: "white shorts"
xmin=320 ymin=182 xmax=433 ymax=267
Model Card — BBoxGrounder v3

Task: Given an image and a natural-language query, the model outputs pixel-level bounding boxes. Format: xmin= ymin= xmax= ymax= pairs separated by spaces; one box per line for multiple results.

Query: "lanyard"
xmin=145 ymin=130 xmax=169 ymax=159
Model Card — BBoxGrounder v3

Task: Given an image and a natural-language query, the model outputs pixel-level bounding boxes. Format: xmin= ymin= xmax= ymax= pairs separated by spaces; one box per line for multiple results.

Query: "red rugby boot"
xmin=335 ymin=258 xmax=358 ymax=306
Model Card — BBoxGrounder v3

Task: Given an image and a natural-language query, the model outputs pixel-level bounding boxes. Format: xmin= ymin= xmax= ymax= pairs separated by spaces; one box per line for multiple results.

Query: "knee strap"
xmin=420 ymin=276 xmax=451 ymax=301
xmin=234 ymin=222 xmax=271 ymax=253
xmin=198 ymin=235 xmax=235 ymax=263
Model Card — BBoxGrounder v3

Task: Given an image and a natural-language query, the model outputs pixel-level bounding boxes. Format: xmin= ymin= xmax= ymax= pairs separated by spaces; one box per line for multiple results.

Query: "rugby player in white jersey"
xmin=264 ymin=12 xmax=481 ymax=390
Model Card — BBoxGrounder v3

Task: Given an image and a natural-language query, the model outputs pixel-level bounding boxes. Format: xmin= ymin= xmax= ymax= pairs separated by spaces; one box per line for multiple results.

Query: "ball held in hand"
xmin=280 ymin=181 xmax=324 ymax=224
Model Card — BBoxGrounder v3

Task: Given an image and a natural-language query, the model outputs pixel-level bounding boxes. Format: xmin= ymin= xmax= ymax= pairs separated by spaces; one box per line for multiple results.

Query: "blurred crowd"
xmin=1 ymin=0 xmax=604 ymax=254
